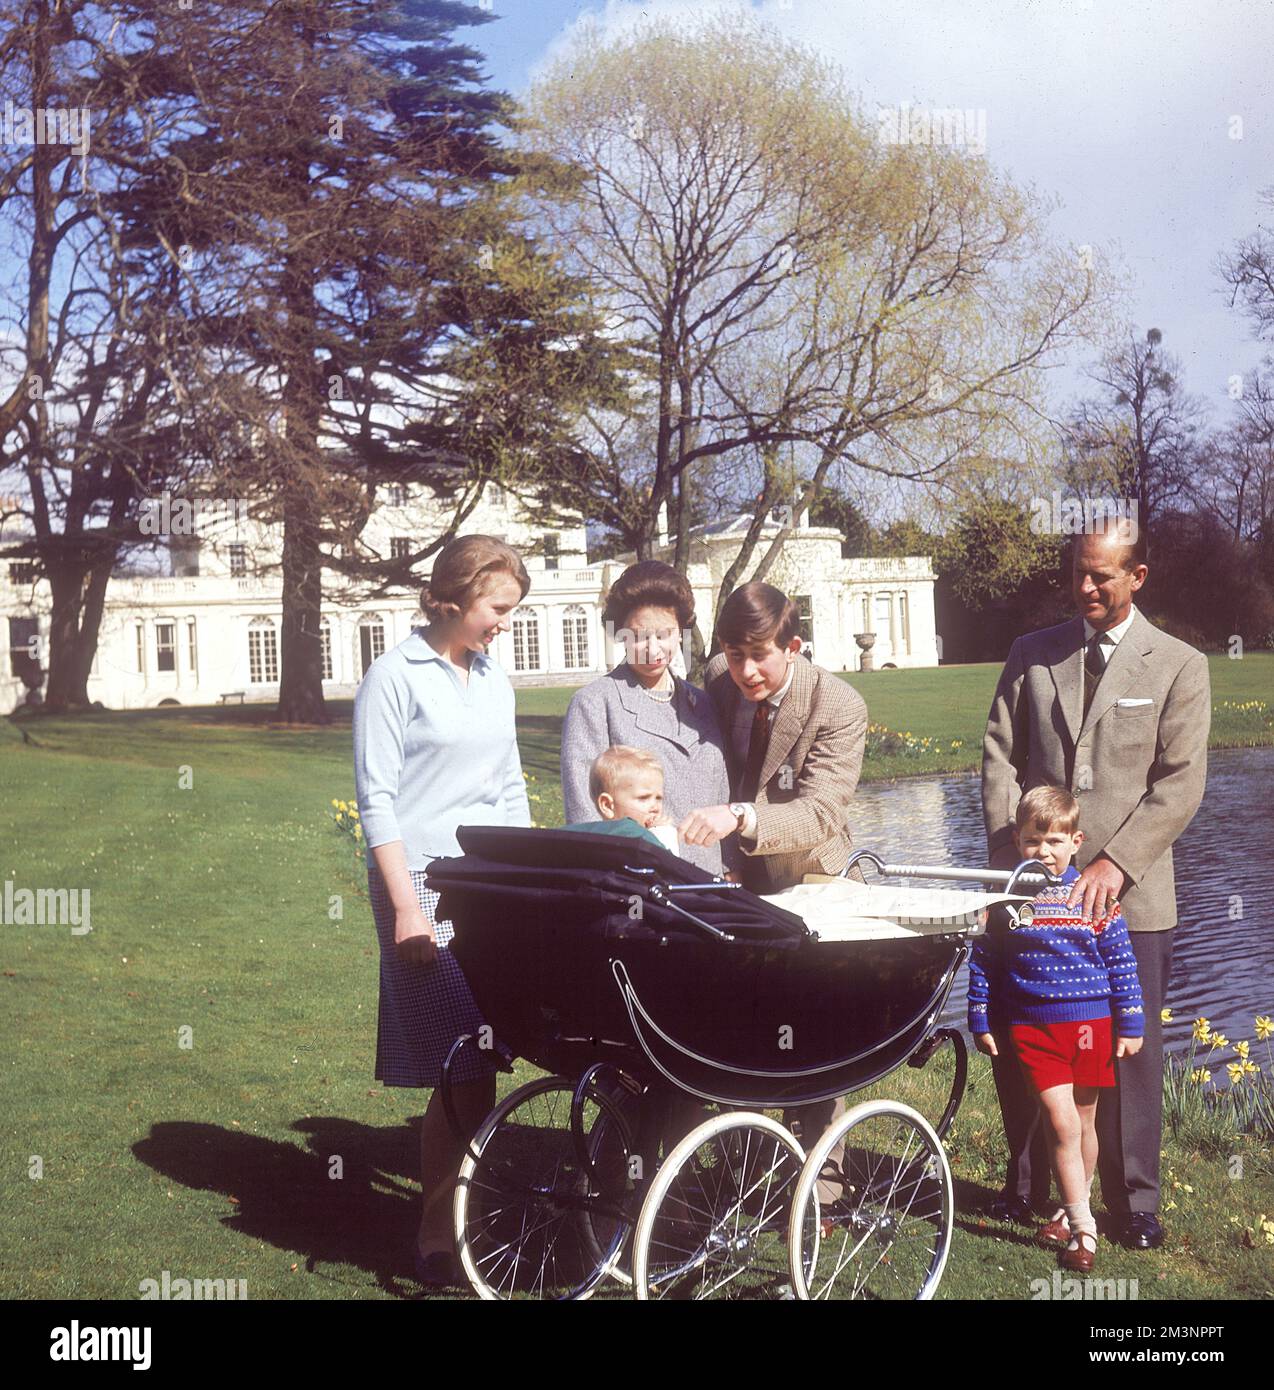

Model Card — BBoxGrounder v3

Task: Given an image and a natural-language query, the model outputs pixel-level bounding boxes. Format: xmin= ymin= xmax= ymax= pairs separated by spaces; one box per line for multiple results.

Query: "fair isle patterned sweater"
xmin=967 ymin=865 xmax=1145 ymax=1037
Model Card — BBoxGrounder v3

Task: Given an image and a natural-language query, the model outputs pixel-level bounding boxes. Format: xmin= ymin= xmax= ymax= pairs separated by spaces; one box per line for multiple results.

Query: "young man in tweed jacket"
xmin=678 ymin=581 xmax=868 ymax=1208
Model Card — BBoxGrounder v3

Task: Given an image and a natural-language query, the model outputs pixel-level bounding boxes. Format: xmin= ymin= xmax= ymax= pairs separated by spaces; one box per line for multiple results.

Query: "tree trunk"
xmin=42 ymin=564 xmax=91 ymax=710
xmin=276 ymin=479 xmax=329 ymax=724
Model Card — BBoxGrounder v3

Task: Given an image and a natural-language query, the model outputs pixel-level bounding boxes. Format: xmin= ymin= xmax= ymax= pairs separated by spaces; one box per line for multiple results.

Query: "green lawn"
xmin=2 ymin=657 xmax=1271 ymax=1300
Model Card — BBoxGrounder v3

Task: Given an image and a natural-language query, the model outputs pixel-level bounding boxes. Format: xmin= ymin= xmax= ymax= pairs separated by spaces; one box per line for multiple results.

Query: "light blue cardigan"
xmin=353 ymin=630 xmax=531 ymax=870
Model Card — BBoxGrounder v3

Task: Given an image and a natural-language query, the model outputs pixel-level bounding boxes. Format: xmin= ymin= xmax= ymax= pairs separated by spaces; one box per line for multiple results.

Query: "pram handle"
xmin=843 ymin=851 xmax=1064 ymax=895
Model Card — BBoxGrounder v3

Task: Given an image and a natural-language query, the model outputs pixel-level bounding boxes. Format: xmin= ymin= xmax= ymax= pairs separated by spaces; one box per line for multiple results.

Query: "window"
xmin=562 ymin=605 xmax=590 ymax=669
xmin=793 ymin=594 xmax=814 ymax=645
xmin=170 ymin=537 xmax=200 ymax=577
xmin=874 ymin=593 xmax=891 ymax=634
xmin=187 ymin=619 xmax=198 ymax=678
xmin=487 ymin=482 xmax=506 ymax=506
xmin=543 ymin=534 xmax=559 ymax=571
xmin=385 ymin=484 xmax=407 ymax=507
xmin=135 ymin=623 xmax=145 ymax=674
xmin=8 ymin=561 xmax=37 ymax=585
xmin=248 ymin=618 xmax=278 ymax=683
xmin=390 ymin=537 xmax=412 ymax=561
xmin=155 ymin=622 xmax=176 ymax=673
xmin=512 ymin=606 xmax=541 ymax=672
xmin=899 ymin=591 xmax=910 ymax=655
xmin=8 ymin=616 xmax=38 ymax=679
xmin=861 ymin=595 xmax=870 ymax=631
xmin=359 ymin=616 xmax=385 ymax=677
xmin=229 ymin=544 xmax=247 ymax=577
xmin=320 ymin=619 xmax=333 ymax=681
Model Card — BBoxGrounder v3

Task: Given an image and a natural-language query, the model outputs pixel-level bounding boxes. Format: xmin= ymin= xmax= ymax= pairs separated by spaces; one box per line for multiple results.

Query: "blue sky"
xmin=462 ymin=0 xmax=1274 ymax=424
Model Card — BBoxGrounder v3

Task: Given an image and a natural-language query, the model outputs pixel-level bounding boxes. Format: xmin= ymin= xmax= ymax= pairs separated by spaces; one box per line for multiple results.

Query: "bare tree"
xmin=1063 ymin=328 xmax=1207 ymax=535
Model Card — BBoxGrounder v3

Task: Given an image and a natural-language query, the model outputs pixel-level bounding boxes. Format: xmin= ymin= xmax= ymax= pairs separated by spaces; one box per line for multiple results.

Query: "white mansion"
xmin=0 ymin=485 xmax=939 ymax=713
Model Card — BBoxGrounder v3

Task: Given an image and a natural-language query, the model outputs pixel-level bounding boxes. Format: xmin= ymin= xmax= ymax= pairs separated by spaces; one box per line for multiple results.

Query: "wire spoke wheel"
xmin=632 ymin=1111 xmax=804 ymax=1300
xmin=455 ymin=1076 xmax=637 ymax=1300
xmin=788 ymin=1101 xmax=953 ymax=1301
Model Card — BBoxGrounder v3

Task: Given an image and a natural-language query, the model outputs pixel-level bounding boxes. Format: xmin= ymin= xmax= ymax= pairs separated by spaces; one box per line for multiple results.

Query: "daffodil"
xmin=1192 ymin=1017 xmax=1211 ymax=1042
xmin=1190 ymin=1068 xmax=1210 ymax=1085
xmin=1208 ymin=1032 xmax=1230 ymax=1052
xmin=1226 ymin=1061 xmax=1246 ymax=1084
xmin=1161 ymin=1007 xmax=1173 ymax=1023
xmin=1255 ymin=1015 xmax=1273 ymax=1041
xmin=1233 ymin=1039 xmax=1250 ymax=1059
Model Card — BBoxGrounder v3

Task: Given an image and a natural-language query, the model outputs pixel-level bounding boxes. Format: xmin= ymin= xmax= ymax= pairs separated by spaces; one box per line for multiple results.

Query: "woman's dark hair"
xmin=717 ymin=581 xmax=801 ymax=649
xmin=602 ymin=560 xmax=695 ymax=631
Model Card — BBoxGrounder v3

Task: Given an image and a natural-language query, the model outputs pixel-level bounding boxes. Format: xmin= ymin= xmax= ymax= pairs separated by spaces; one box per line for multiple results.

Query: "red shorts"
xmin=1010 ymin=1017 xmax=1115 ymax=1093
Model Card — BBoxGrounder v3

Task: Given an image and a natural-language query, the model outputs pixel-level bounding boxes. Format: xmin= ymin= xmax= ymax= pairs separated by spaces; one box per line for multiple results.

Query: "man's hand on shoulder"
xmin=1066 ymin=854 xmax=1125 ymax=923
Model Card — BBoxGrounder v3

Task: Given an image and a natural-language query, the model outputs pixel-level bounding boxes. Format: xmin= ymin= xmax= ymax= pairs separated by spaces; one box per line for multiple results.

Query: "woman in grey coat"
xmin=560 ymin=561 xmax=735 ymax=876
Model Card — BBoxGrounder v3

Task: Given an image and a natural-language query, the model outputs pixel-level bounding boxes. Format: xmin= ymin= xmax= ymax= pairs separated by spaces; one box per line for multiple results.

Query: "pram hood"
xmin=427 ymin=825 xmax=810 ymax=948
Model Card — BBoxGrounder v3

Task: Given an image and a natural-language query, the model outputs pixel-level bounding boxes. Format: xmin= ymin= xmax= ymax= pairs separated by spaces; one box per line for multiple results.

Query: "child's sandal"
xmin=1037 ymin=1210 xmax=1072 ymax=1248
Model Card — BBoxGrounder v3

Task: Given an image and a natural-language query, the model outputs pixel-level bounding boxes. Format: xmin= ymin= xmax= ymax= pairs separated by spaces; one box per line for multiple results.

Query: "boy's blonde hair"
xmin=1015 ymin=785 xmax=1081 ymax=835
xmin=588 ymin=745 xmax=664 ymax=803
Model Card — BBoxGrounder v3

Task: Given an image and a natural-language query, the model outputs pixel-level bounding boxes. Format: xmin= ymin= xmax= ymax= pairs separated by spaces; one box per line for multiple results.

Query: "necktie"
xmin=1082 ymin=634 xmax=1108 ymax=720
xmin=739 ymin=700 xmax=772 ymax=801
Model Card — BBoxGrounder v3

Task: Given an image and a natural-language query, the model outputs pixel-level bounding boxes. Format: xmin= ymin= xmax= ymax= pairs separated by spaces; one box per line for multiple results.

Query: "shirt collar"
xmin=402 ymin=628 xmax=492 ymax=669
xmin=1083 ymin=603 xmax=1137 ymax=647
xmin=767 ymin=663 xmax=796 ymax=709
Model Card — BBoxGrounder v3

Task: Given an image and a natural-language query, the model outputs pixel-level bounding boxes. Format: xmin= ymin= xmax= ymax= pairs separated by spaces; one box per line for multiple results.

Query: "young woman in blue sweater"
xmin=354 ymin=535 xmax=532 ymax=1286
xmin=968 ymin=785 xmax=1145 ymax=1274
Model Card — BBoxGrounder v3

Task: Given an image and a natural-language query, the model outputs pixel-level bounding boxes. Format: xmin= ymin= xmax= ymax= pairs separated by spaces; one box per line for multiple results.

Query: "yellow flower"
xmin=1160 ymin=1008 xmax=1173 ymax=1024
xmin=1190 ymin=1068 xmax=1210 ymax=1085
xmin=1209 ymin=1033 xmax=1230 ymax=1052
xmin=331 ymin=799 xmax=340 ymax=808
xmin=1242 ymin=1060 xmax=1260 ymax=1076
xmin=1225 ymin=1061 xmax=1245 ymax=1084
xmin=1192 ymin=1017 xmax=1211 ymax=1042
xmin=1233 ymin=1039 xmax=1250 ymax=1059
xmin=1255 ymin=1015 xmax=1273 ymax=1041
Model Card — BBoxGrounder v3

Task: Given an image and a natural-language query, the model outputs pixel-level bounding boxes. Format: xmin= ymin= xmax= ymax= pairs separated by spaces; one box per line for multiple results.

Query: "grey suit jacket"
xmin=559 ymin=664 xmax=734 ymax=875
xmin=705 ymin=651 xmax=869 ymax=894
xmin=981 ymin=608 xmax=1210 ymax=931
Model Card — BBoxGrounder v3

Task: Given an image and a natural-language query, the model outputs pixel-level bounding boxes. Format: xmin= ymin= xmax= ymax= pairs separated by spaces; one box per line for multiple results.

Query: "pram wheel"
xmin=454 ymin=1075 xmax=638 ymax=1300
xmin=787 ymin=1100 xmax=953 ymax=1300
xmin=632 ymin=1112 xmax=805 ymax=1300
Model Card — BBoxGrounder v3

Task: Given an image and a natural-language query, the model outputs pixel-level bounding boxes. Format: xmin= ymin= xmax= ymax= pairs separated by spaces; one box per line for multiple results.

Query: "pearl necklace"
xmin=643 ymin=674 xmax=675 ymax=703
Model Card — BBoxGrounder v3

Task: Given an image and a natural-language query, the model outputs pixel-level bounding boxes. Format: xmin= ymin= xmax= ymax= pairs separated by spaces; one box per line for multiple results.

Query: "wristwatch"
xmin=728 ymin=802 xmax=748 ymax=830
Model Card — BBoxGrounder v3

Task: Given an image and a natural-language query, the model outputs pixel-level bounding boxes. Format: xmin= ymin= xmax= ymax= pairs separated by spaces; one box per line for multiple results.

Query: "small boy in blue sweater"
xmin=968 ymin=786 xmax=1145 ymax=1272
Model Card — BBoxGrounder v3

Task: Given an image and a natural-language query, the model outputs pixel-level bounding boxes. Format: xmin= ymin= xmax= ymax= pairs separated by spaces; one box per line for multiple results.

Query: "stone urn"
xmin=854 ymin=632 xmax=876 ymax=672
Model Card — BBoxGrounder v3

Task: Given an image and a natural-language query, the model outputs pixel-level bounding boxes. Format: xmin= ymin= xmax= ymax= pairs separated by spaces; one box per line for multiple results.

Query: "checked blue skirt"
xmin=368 ymin=862 xmax=496 ymax=1088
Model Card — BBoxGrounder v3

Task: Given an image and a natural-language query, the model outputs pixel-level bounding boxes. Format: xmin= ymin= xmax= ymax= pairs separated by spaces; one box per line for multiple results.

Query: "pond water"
xmin=849 ymin=746 xmax=1274 ymax=1060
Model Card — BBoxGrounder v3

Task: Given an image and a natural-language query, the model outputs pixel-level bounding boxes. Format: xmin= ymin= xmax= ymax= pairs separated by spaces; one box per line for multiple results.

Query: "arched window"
xmin=248 ymin=617 xmax=278 ymax=684
xmin=562 ymin=604 xmax=590 ymax=669
xmin=512 ymin=606 xmax=541 ymax=672
xmin=319 ymin=618 xmax=333 ymax=681
xmin=359 ymin=615 xmax=385 ymax=677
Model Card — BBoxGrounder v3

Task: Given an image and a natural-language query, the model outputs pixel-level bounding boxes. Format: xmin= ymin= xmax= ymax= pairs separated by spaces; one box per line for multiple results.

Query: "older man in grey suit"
xmin=981 ymin=521 xmax=1210 ymax=1249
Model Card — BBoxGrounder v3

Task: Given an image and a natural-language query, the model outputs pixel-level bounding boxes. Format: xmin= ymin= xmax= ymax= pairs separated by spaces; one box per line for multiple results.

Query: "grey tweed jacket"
xmin=560 ymin=664 xmax=735 ymax=875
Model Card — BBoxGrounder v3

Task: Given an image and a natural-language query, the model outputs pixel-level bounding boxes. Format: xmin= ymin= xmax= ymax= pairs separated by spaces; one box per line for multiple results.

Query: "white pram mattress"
xmin=760 ymin=874 xmax=1031 ymax=942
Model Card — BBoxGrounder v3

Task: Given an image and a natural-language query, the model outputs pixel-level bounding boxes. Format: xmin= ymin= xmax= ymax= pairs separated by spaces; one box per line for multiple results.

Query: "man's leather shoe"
xmin=1122 ymin=1213 xmax=1165 ymax=1250
xmin=988 ymin=1193 xmax=1034 ymax=1224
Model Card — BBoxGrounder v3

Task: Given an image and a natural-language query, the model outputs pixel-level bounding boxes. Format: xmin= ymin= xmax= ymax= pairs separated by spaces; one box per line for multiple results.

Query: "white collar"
xmin=767 ymin=663 xmax=796 ymax=709
xmin=1083 ymin=604 xmax=1137 ymax=646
